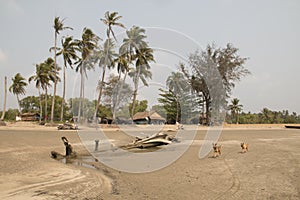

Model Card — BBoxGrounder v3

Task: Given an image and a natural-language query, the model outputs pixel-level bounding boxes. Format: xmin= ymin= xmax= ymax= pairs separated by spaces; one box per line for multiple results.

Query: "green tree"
xmin=100 ymin=11 xmax=125 ymax=42
xmin=129 ymin=100 xmax=148 ymax=115
xmin=9 ymin=73 xmax=27 ymax=113
xmin=166 ymin=72 xmax=188 ymax=122
xmin=29 ymin=64 xmax=48 ymax=122
xmin=56 ymin=36 xmax=78 ymax=121
xmin=41 ymin=58 xmax=61 ymax=120
xmin=93 ymin=39 xmax=117 ymax=121
xmin=75 ymin=28 xmax=99 ymax=122
xmin=181 ymin=43 xmax=250 ymax=125
xmin=102 ymin=74 xmax=132 ymax=121
xmin=228 ymin=98 xmax=243 ymax=124
xmin=50 ymin=17 xmax=73 ymax=124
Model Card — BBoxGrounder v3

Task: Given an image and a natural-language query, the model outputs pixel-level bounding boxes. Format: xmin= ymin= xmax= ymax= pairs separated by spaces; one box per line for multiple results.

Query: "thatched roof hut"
xmin=133 ymin=111 xmax=165 ymax=124
xmin=20 ymin=112 xmax=40 ymax=121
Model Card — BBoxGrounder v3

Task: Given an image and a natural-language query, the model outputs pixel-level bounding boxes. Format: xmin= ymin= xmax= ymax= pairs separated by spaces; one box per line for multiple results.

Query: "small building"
xmin=133 ymin=111 xmax=165 ymax=125
xmin=20 ymin=112 xmax=40 ymax=121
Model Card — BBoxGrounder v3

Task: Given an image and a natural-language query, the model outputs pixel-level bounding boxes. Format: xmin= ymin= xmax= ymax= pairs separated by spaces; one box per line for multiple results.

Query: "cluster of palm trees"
xmin=5 ymin=11 xmax=155 ymax=123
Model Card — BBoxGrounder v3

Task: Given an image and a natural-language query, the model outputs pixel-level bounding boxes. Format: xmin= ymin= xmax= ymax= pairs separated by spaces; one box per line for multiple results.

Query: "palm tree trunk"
xmin=93 ymin=66 xmax=106 ymax=122
xmin=176 ymin=98 xmax=179 ymax=123
xmin=1 ymin=76 xmax=7 ymax=121
xmin=45 ymin=88 xmax=48 ymax=121
xmin=17 ymin=94 xmax=21 ymax=114
xmin=60 ymin=63 xmax=66 ymax=122
xmin=38 ymin=86 xmax=42 ymax=123
xmin=78 ymin=65 xmax=85 ymax=123
xmin=51 ymin=32 xmax=58 ymax=124
xmin=131 ymin=67 xmax=141 ymax=120
xmin=112 ymin=72 xmax=126 ymax=123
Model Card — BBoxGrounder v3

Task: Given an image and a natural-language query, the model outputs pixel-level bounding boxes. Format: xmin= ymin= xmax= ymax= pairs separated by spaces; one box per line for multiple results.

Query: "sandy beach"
xmin=1 ymin=122 xmax=300 ymax=199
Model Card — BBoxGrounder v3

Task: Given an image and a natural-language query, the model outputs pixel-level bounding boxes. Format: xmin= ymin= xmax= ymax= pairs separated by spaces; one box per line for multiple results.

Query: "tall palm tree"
xmin=1 ymin=76 xmax=7 ymax=121
xmin=42 ymin=58 xmax=61 ymax=121
xmin=119 ymin=26 xmax=153 ymax=119
xmin=55 ymin=36 xmax=78 ymax=121
xmin=100 ymin=11 xmax=125 ymax=41
xmin=166 ymin=72 xmax=187 ymax=123
xmin=9 ymin=73 xmax=27 ymax=113
xmin=93 ymin=38 xmax=117 ymax=121
xmin=50 ymin=16 xmax=73 ymax=124
xmin=29 ymin=64 xmax=46 ymax=123
xmin=129 ymin=47 xmax=154 ymax=118
xmin=75 ymin=28 xmax=99 ymax=122
xmin=228 ymin=98 xmax=243 ymax=124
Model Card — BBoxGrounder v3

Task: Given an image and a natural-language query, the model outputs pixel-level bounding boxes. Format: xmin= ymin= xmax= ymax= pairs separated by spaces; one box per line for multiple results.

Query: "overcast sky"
xmin=0 ymin=0 xmax=299 ymax=114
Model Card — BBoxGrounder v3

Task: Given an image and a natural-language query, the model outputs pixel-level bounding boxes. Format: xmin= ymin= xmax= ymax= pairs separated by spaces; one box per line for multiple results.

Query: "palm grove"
xmin=1 ymin=11 xmax=299 ymax=125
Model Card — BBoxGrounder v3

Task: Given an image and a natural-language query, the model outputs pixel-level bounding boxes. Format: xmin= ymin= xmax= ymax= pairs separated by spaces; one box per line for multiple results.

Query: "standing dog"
xmin=241 ymin=142 xmax=248 ymax=153
xmin=212 ymin=143 xmax=222 ymax=158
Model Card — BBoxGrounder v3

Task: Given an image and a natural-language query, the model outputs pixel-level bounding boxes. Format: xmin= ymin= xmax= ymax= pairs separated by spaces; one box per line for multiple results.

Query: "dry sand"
xmin=1 ymin=122 xmax=300 ymax=199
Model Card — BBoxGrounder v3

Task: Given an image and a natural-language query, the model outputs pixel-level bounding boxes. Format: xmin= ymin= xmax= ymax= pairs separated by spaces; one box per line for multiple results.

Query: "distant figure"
xmin=212 ymin=143 xmax=222 ymax=158
xmin=241 ymin=142 xmax=249 ymax=153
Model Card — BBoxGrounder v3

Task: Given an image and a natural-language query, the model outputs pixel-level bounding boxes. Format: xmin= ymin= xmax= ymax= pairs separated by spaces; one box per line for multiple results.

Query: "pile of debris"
xmin=124 ymin=132 xmax=176 ymax=149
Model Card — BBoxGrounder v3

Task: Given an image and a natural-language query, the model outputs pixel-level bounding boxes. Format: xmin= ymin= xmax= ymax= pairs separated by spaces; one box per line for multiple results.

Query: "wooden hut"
xmin=20 ymin=112 xmax=40 ymax=121
xmin=133 ymin=111 xmax=165 ymax=125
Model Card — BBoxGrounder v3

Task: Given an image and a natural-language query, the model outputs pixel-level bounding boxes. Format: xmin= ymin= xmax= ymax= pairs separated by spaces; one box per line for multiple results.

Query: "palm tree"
xmin=55 ymin=36 xmax=78 ymax=121
xmin=100 ymin=11 xmax=125 ymax=41
xmin=120 ymin=26 xmax=154 ymax=119
xmin=228 ymin=98 xmax=243 ymax=124
xmin=93 ymin=39 xmax=117 ymax=121
xmin=166 ymin=72 xmax=187 ymax=123
xmin=75 ymin=28 xmax=99 ymax=122
xmin=1 ymin=76 xmax=7 ymax=121
xmin=42 ymin=58 xmax=61 ymax=121
xmin=9 ymin=73 xmax=27 ymax=113
xmin=29 ymin=64 xmax=45 ymax=123
xmin=130 ymin=47 xmax=154 ymax=118
xmin=50 ymin=16 xmax=73 ymax=124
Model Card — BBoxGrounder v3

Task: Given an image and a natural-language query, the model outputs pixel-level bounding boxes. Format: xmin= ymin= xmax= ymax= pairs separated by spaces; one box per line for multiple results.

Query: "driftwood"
xmin=122 ymin=132 xmax=174 ymax=149
xmin=51 ymin=136 xmax=76 ymax=159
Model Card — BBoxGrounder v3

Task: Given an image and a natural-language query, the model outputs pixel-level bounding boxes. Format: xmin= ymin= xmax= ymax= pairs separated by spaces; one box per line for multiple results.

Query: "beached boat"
xmin=285 ymin=125 xmax=300 ymax=129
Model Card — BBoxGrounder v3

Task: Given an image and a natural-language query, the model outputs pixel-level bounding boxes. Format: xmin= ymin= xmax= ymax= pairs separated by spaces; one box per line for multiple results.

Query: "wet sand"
xmin=1 ymin=123 xmax=300 ymax=199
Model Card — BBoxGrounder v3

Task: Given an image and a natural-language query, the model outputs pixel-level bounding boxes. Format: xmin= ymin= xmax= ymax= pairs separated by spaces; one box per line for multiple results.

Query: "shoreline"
xmin=1 ymin=121 xmax=299 ymax=131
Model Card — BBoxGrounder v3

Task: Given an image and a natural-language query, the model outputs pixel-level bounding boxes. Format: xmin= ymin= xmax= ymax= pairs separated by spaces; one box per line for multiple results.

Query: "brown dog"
xmin=241 ymin=142 xmax=248 ymax=153
xmin=212 ymin=143 xmax=222 ymax=158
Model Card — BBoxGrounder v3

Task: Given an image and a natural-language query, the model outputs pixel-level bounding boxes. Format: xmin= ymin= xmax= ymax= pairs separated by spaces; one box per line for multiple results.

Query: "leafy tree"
xmin=93 ymin=39 xmax=117 ymax=121
xmin=102 ymin=74 xmax=132 ymax=121
xmin=0 ymin=109 xmax=19 ymax=121
xmin=228 ymin=98 xmax=243 ymax=124
xmin=50 ymin=16 xmax=73 ymax=124
xmin=166 ymin=72 xmax=188 ymax=122
xmin=129 ymin=100 xmax=148 ymax=116
xmin=9 ymin=73 xmax=27 ymax=113
xmin=181 ymin=43 xmax=250 ymax=125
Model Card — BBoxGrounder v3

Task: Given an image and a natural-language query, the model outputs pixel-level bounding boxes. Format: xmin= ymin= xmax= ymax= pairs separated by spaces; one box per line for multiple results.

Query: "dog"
xmin=241 ymin=142 xmax=248 ymax=153
xmin=212 ymin=143 xmax=222 ymax=158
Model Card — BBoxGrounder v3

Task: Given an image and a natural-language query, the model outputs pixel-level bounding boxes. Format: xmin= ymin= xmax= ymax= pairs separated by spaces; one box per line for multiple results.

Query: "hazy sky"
xmin=0 ymin=0 xmax=299 ymax=113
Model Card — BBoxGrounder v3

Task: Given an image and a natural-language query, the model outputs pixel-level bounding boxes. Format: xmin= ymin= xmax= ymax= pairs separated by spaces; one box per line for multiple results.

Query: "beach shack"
xmin=133 ymin=111 xmax=165 ymax=125
xmin=20 ymin=112 xmax=40 ymax=121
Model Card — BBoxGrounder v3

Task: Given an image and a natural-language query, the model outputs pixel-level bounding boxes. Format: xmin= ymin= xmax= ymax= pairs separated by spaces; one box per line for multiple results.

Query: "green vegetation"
xmin=1 ymin=11 xmax=299 ymax=125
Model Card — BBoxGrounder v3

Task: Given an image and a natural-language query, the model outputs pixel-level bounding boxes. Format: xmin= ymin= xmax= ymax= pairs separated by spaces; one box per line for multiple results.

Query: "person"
xmin=61 ymin=137 xmax=73 ymax=156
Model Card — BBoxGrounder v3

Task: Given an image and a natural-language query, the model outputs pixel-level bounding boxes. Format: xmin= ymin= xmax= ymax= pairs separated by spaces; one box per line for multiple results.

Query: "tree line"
xmin=0 ymin=11 xmax=155 ymax=124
